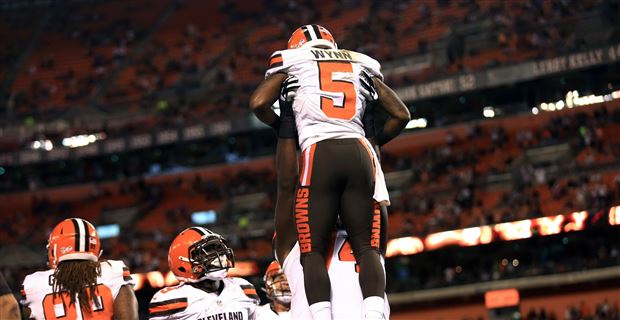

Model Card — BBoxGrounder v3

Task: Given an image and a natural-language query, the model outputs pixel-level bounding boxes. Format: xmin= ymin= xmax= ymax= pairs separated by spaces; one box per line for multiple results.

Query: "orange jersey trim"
xmin=149 ymin=301 xmax=188 ymax=314
xmin=358 ymin=139 xmax=376 ymax=181
xmin=243 ymin=288 xmax=257 ymax=296
xmin=269 ymin=54 xmax=283 ymax=68
xmin=300 ymin=144 xmax=317 ymax=186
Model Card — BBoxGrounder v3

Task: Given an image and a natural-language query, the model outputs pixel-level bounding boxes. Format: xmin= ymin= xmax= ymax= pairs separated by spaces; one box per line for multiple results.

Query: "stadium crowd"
xmin=523 ymin=299 xmax=620 ymax=320
xmin=1 ymin=102 xmax=619 ymax=295
xmin=2 ymin=0 xmax=618 ymax=147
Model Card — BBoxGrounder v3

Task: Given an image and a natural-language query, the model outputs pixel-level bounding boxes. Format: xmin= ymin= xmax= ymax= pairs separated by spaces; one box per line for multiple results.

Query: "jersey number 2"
xmin=318 ymin=61 xmax=356 ymax=120
xmin=42 ymin=284 xmax=113 ymax=319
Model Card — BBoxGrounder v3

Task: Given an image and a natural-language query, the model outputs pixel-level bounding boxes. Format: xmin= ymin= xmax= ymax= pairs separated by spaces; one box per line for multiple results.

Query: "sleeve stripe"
xmin=149 ymin=302 xmax=188 ymax=315
xmin=240 ymin=284 xmax=254 ymax=290
xmin=123 ymin=276 xmax=133 ymax=281
xmin=269 ymin=54 xmax=283 ymax=68
xmin=149 ymin=297 xmax=188 ymax=308
xmin=243 ymin=288 xmax=257 ymax=295
xmin=149 ymin=306 xmax=187 ymax=318
xmin=123 ymin=270 xmax=131 ymax=277
xmin=269 ymin=55 xmax=282 ymax=65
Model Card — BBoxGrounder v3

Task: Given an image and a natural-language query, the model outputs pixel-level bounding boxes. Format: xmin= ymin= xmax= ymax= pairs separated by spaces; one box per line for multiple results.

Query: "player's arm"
xmin=0 ymin=293 xmax=20 ymax=320
xmin=0 ymin=274 xmax=19 ymax=320
xmin=113 ymin=285 xmax=138 ymax=320
xmin=249 ymin=73 xmax=288 ymax=129
xmin=274 ymin=78 xmax=300 ymax=264
xmin=374 ymin=77 xmax=410 ymax=146
xmin=275 ymin=138 xmax=298 ymax=263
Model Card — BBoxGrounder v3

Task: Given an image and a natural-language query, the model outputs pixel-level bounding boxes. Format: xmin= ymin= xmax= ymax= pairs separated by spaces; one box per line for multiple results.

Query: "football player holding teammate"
xmin=251 ymin=24 xmax=409 ymax=319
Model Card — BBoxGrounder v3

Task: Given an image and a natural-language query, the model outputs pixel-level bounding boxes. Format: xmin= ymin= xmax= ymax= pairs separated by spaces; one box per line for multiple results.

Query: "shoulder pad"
xmin=351 ymin=51 xmax=383 ymax=80
xmin=149 ymin=288 xmax=189 ymax=318
xmin=231 ymin=278 xmax=259 ymax=303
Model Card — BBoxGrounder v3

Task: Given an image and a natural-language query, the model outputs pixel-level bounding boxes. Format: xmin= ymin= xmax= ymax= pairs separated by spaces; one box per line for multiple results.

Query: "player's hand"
xmin=280 ymin=76 xmax=300 ymax=102
xmin=359 ymin=70 xmax=378 ymax=102
xmin=278 ymin=76 xmax=298 ymax=139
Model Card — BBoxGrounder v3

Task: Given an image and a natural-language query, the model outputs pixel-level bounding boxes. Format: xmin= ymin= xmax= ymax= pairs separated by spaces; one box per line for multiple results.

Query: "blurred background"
xmin=0 ymin=0 xmax=619 ymax=319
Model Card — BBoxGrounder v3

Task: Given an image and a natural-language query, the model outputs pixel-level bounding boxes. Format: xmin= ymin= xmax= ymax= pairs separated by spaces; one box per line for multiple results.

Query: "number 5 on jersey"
xmin=318 ymin=61 xmax=357 ymax=120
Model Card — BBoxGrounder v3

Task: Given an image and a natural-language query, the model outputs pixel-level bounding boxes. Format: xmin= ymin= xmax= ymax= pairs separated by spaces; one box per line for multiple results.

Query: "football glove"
xmin=278 ymin=76 xmax=298 ymax=139
xmin=280 ymin=76 xmax=300 ymax=102
xmin=359 ymin=69 xmax=378 ymax=102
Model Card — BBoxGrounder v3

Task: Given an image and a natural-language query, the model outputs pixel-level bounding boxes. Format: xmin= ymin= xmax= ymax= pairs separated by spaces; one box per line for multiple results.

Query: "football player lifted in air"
xmin=260 ymin=261 xmax=291 ymax=319
xmin=149 ymin=227 xmax=279 ymax=320
xmin=265 ymin=76 xmax=394 ymax=319
xmin=21 ymin=218 xmax=138 ymax=320
xmin=251 ymin=24 xmax=409 ymax=320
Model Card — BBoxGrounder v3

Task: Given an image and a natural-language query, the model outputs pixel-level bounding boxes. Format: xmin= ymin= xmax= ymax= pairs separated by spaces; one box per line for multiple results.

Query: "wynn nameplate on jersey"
xmin=310 ymin=49 xmax=353 ymax=61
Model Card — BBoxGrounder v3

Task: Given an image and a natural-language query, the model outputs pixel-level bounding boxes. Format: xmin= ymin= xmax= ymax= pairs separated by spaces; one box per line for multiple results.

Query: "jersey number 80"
xmin=42 ymin=284 xmax=113 ymax=319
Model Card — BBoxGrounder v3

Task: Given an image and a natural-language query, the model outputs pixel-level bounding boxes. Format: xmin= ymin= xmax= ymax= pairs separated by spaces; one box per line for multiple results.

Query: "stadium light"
xmin=483 ymin=106 xmax=495 ymax=118
xmin=384 ymin=208 xmax=618 ymax=258
xmin=537 ymin=89 xmax=620 ymax=115
xmin=30 ymin=139 xmax=53 ymax=151
xmin=62 ymin=133 xmax=106 ymax=148
xmin=191 ymin=210 xmax=217 ymax=225
xmin=610 ymin=206 xmax=620 ymax=225
xmin=96 ymin=224 xmax=120 ymax=239
xmin=405 ymin=118 xmax=427 ymax=129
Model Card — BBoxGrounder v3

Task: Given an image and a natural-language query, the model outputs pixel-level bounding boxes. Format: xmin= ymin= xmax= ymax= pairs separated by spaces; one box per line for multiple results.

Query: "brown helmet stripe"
xmin=311 ymin=24 xmax=323 ymax=39
xmin=70 ymin=218 xmax=81 ymax=251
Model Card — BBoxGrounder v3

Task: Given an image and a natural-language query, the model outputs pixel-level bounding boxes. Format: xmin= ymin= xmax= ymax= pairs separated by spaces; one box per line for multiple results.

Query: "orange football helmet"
xmin=263 ymin=260 xmax=291 ymax=304
xmin=168 ymin=227 xmax=234 ymax=283
xmin=288 ymin=24 xmax=337 ymax=50
xmin=47 ymin=218 xmax=101 ymax=268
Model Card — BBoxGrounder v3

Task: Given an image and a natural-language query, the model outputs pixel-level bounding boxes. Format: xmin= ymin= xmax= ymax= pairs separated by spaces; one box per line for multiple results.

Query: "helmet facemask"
xmin=188 ymin=236 xmax=234 ymax=281
xmin=265 ymin=270 xmax=292 ymax=305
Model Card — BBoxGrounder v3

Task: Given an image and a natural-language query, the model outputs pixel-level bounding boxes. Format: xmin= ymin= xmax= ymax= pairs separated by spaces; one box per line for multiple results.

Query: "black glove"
xmin=359 ymin=69 xmax=378 ymax=102
xmin=280 ymin=76 xmax=300 ymax=102
xmin=362 ymin=100 xmax=376 ymax=139
xmin=278 ymin=76 xmax=299 ymax=139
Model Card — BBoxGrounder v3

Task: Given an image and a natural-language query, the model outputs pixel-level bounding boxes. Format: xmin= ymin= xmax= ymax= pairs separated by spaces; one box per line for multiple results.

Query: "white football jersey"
xmin=282 ymin=230 xmax=390 ymax=320
xmin=265 ymin=48 xmax=383 ymax=152
xmin=258 ymin=304 xmax=291 ymax=319
xmin=21 ymin=260 xmax=134 ymax=320
xmin=149 ymin=277 xmax=278 ymax=320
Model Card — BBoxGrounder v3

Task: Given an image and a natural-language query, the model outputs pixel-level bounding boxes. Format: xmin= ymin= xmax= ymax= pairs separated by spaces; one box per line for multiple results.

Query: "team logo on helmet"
xmin=47 ymin=218 xmax=102 ymax=268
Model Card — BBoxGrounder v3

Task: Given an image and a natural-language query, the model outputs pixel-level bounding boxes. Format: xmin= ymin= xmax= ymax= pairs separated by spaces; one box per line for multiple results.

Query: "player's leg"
xmin=296 ymin=142 xmax=340 ymax=319
xmin=340 ymin=141 xmax=386 ymax=319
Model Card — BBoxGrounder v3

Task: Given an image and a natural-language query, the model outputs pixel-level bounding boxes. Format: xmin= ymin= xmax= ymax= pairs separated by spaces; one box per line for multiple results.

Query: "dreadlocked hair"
xmin=52 ymin=260 xmax=102 ymax=311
